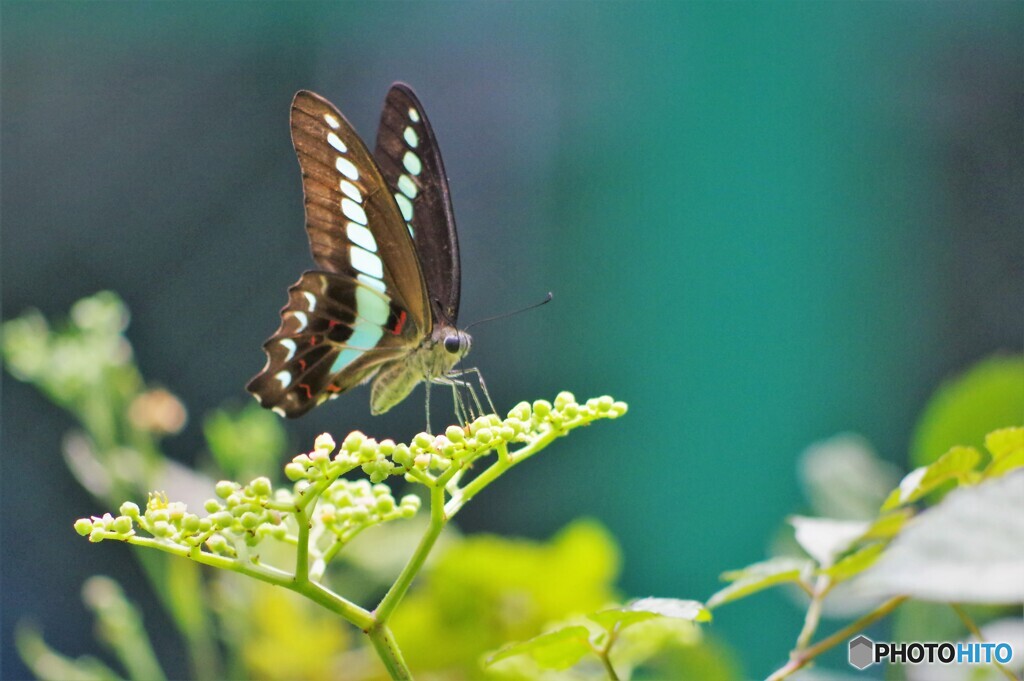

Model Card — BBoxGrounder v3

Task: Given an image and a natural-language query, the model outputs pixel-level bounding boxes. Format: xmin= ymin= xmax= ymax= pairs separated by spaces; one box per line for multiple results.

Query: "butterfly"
xmin=247 ymin=84 xmax=489 ymax=424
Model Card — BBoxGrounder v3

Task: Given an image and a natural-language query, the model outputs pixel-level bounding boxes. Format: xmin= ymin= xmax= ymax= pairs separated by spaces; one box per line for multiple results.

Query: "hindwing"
xmin=247 ymin=271 xmax=418 ymax=417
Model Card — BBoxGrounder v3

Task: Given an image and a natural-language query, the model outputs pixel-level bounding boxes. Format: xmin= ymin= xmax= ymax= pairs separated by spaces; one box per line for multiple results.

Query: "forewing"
xmin=247 ymin=270 xmax=420 ymax=418
xmin=291 ymin=90 xmax=429 ymax=329
xmin=375 ymin=83 xmax=461 ymax=324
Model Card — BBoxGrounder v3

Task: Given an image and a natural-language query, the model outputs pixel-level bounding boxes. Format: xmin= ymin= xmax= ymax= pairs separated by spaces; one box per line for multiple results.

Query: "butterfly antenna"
xmin=463 ymin=292 xmax=553 ymax=332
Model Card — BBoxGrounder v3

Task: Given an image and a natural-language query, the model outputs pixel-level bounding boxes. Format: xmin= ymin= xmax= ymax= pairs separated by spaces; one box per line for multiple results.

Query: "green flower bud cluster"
xmin=74 ymin=492 xmax=216 ymax=547
xmin=316 ymin=478 xmax=421 ymax=542
xmin=75 ymin=392 xmax=626 ymax=568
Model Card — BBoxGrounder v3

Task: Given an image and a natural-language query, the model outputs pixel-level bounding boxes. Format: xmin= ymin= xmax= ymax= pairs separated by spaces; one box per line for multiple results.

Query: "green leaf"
xmin=203 ymin=404 xmax=286 ymax=480
xmin=862 ymin=509 xmax=912 ymax=540
xmin=882 ymin=446 xmax=982 ymax=510
xmin=984 ymin=427 xmax=1024 ymax=478
xmin=911 ymin=355 xmax=1024 ymax=468
xmin=859 ymin=473 xmax=1024 ymax=603
xmin=707 ymin=557 xmax=813 ymax=608
xmin=14 ymin=622 xmax=124 ymax=681
xmin=820 ymin=542 xmax=885 ymax=582
xmin=589 ymin=598 xmax=711 ymax=631
xmin=484 ymin=625 xmax=593 ymax=670
xmin=789 ymin=516 xmax=871 ymax=567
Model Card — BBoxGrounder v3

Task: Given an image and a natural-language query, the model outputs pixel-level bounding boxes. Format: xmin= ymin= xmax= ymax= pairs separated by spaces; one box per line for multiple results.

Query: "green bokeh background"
xmin=3 ymin=2 xmax=1021 ymax=678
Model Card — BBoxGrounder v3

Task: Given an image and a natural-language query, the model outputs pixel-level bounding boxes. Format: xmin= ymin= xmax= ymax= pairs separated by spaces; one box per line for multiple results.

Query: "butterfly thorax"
xmin=369 ymin=324 xmax=471 ymax=415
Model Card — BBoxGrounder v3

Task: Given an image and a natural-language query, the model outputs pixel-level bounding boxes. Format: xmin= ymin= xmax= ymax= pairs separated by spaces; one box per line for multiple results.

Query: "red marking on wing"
xmin=390 ymin=310 xmax=407 ymax=336
xmin=299 ymin=384 xmax=313 ymax=399
xmin=309 ymin=336 xmax=318 ymax=346
xmin=327 ymin=384 xmax=342 ymax=393
xmin=298 ymin=358 xmax=307 ymax=371
xmin=328 ymin=320 xmax=339 ymax=329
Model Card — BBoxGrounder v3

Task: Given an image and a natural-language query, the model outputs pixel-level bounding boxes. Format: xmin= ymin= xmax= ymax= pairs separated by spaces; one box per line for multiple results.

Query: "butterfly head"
xmin=441 ymin=327 xmax=472 ymax=360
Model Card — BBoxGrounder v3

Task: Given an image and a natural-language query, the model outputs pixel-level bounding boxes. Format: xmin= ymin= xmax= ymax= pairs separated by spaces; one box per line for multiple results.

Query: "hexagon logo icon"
xmin=848 ymin=635 xmax=875 ymax=670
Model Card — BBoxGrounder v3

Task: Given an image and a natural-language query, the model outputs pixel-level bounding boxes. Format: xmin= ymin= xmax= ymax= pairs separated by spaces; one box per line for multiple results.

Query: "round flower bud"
xmin=359 ymin=440 xmax=378 ymax=462
xmin=284 ymin=462 xmax=306 ymax=481
xmin=612 ymin=401 xmax=628 ymax=416
xmin=151 ymin=520 xmax=171 ymax=537
xmin=208 ymin=511 xmax=234 ymax=528
xmin=509 ymin=402 xmax=532 ymax=421
xmin=342 ymin=430 xmax=366 ymax=453
xmin=375 ymin=496 xmax=395 ymax=513
xmin=239 ymin=512 xmax=261 ymax=530
xmin=112 ymin=515 xmax=133 ymax=534
xmin=182 ymin=514 xmax=201 ymax=533
xmin=391 ymin=443 xmax=412 ymax=467
xmin=554 ymin=391 xmax=576 ymax=409
xmin=533 ymin=400 xmax=552 ymax=418
xmin=414 ymin=432 xmax=433 ymax=449
xmin=74 ymin=518 xmax=94 ymax=536
xmin=475 ymin=428 xmax=493 ymax=445
xmin=206 ymin=535 xmax=229 ymax=553
xmin=314 ymin=432 xmax=336 ymax=453
xmin=250 ymin=477 xmax=273 ymax=497
xmin=445 ymin=425 xmax=466 ymax=443
xmin=378 ymin=439 xmax=395 ymax=456
xmin=214 ymin=480 xmax=236 ymax=499
xmin=119 ymin=502 xmax=141 ymax=519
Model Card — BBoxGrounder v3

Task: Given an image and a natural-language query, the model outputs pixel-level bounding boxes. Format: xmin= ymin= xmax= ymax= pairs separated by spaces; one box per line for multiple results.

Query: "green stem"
xmin=375 ymin=485 xmax=447 ymax=622
xmin=765 ymin=596 xmax=908 ymax=681
xmin=595 ymin=628 xmax=621 ymax=681
xmin=295 ymin=501 xmax=311 ymax=585
xmin=111 ymin=535 xmax=375 ymax=629
xmin=951 ymin=604 xmax=1019 ymax=681
xmin=794 ymin=575 xmax=830 ymax=651
xmin=367 ymin=622 xmax=412 ymax=680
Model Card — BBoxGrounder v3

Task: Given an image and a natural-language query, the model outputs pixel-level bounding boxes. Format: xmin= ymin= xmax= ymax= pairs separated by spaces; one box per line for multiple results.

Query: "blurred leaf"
xmin=860 ymin=473 xmax=1024 ymax=603
xmin=239 ymin=585 xmax=350 ymax=681
xmin=634 ymin=633 xmax=743 ymax=681
xmin=590 ymin=598 xmax=711 ymax=632
xmin=911 ymin=355 xmax=1024 ymax=468
xmin=707 ymin=557 xmax=813 ymax=609
xmin=203 ymin=404 xmax=287 ymax=480
xmin=799 ymin=434 xmax=901 ymax=520
xmin=789 ymin=516 xmax=870 ymax=568
xmin=485 ymin=625 xmax=593 ymax=670
xmin=15 ymin=622 xmax=123 ymax=681
xmin=820 ymin=542 xmax=885 ymax=582
xmin=984 ymin=427 xmax=1024 ymax=478
xmin=81 ymin=576 xmax=166 ymax=681
xmin=882 ymin=446 xmax=982 ymax=511
xmin=390 ymin=519 xmax=620 ymax=675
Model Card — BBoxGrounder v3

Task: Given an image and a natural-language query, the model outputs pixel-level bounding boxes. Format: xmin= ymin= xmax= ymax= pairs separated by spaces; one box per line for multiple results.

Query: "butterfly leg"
xmin=446 ymin=367 xmax=496 ymax=417
xmin=424 ymin=380 xmax=433 ymax=434
xmin=433 ymin=375 xmax=477 ymax=426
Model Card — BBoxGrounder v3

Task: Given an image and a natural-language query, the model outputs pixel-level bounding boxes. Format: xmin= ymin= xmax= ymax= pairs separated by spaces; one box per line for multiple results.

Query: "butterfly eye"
xmin=443 ymin=336 xmax=461 ymax=354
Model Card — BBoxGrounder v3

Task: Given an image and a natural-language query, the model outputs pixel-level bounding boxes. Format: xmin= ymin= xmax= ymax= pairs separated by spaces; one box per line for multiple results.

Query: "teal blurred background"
xmin=3 ymin=2 xmax=1021 ymax=678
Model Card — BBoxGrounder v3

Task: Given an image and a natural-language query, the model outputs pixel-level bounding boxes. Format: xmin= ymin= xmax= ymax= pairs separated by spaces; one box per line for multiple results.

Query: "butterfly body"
xmin=248 ymin=85 xmax=478 ymax=420
xmin=370 ymin=325 xmax=471 ymax=415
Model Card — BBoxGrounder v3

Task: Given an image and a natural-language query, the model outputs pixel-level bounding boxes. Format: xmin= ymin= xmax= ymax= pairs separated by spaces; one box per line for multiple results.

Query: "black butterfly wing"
xmin=247 ymin=90 xmax=431 ymax=417
xmin=247 ymin=271 xmax=416 ymax=417
xmin=375 ymin=83 xmax=461 ymax=325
